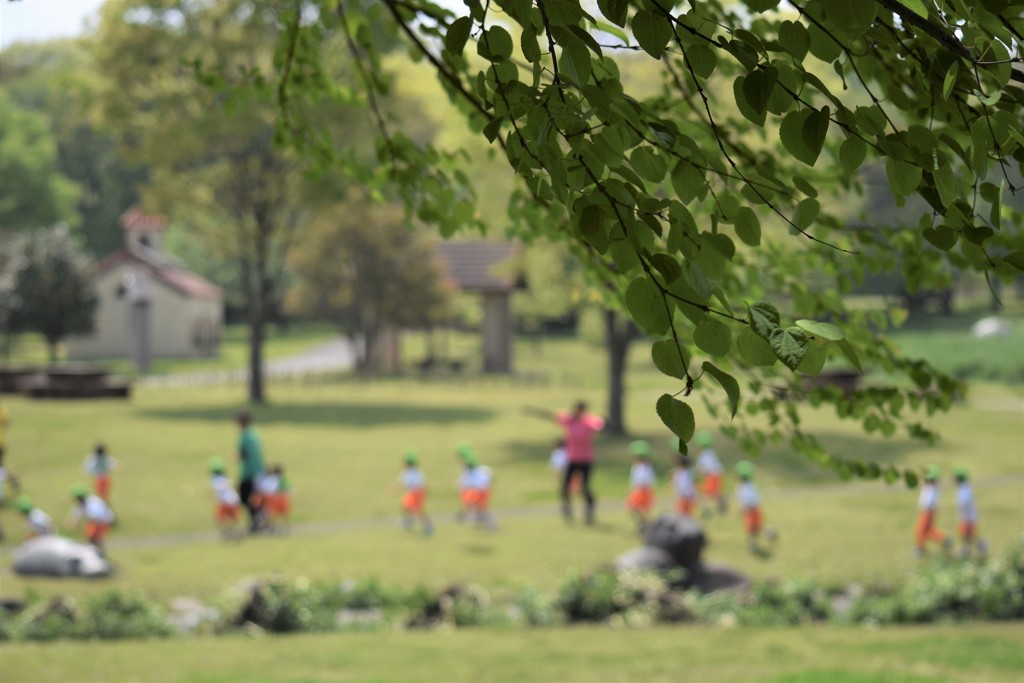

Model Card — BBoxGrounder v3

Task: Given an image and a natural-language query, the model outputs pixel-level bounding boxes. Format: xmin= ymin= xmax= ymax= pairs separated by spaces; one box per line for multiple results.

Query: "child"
xmin=455 ymin=443 xmax=475 ymax=522
xmin=398 ymin=451 xmax=433 ymax=536
xmin=209 ymin=457 xmax=243 ymax=540
xmin=0 ymin=449 xmax=21 ymax=542
xmin=15 ymin=496 xmax=54 ymax=539
xmin=68 ymin=483 xmax=116 ymax=554
xmin=83 ymin=443 xmax=118 ymax=501
xmin=695 ymin=431 xmax=727 ymax=516
xmin=735 ymin=461 xmax=775 ymax=554
xmin=549 ymin=438 xmax=581 ymax=497
xmin=626 ymin=440 xmax=656 ymax=531
xmin=465 ymin=453 xmax=497 ymax=531
xmin=264 ymin=464 xmax=292 ymax=533
xmin=915 ymin=464 xmax=951 ymax=557
xmin=952 ymin=466 xmax=987 ymax=559
xmin=672 ymin=449 xmax=698 ymax=517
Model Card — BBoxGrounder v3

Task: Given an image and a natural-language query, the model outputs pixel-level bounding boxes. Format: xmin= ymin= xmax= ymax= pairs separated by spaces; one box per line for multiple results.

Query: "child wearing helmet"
xmin=626 ymin=440 xmax=656 ymax=531
xmin=83 ymin=443 xmax=119 ymax=501
xmin=695 ymin=431 xmax=727 ymax=516
xmin=670 ymin=437 xmax=698 ymax=517
xmin=209 ymin=457 xmax=243 ymax=540
xmin=952 ymin=466 xmax=986 ymax=559
xmin=68 ymin=483 xmax=115 ymax=553
xmin=464 ymin=452 xmax=497 ymax=531
xmin=15 ymin=496 xmax=54 ymax=539
xmin=735 ymin=461 xmax=775 ymax=554
xmin=264 ymin=464 xmax=291 ymax=533
xmin=915 ymin=464 xmax=951 ymax=557
xmin=455 ymin=442 xmax=475 ymax=522
xmin=398 ymin=451 xmax=433 ymax=536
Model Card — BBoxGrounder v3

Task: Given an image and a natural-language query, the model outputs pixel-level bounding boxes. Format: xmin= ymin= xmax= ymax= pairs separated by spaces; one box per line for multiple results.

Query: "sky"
xmin=0 ymin=0 xmax=104 ymax=50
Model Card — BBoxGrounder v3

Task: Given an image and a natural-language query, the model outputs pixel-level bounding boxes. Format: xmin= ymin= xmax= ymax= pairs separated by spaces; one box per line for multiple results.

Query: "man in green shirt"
xmin=236 ymin=411 xmax=266 ymax=532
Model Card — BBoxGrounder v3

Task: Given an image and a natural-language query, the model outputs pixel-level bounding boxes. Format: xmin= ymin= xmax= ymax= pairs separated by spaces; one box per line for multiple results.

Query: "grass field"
xmin=0 ymin=330 xmax=1022 ymax=682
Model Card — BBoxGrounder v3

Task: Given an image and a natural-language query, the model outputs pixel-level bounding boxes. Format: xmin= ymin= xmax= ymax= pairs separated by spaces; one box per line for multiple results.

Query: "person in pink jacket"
xmin=527 ymin=401 xmax=605 ymax=524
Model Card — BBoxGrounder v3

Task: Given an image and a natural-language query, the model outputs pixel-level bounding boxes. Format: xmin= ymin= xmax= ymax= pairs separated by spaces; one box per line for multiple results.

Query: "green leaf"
xmin=923 ymin=225 xmax=958 ymax=251
xmin=671 ymin=161 xmax=707 ymax=204
xmin=886 ymin=159 xmax=923 ymax=196
xmin=795 ymin=319 xmax=844 ymax=341
xmin=802 ymin=106 xmax=830 ymax=165
xmin=478 ymin=26 xmax=513 ymax=62
xmin=632 ymin=10 xmax=673 ymax=60
xmin=792 ymin=198 xmax=820 ymax=229
xmin=686 ymin=44 xmax=717 ymax=79
xmin=742 ymin=66 xmax=778 ymax=116
xmin=652 ymin=339 xmax=689 ymax=379
xmin=597 ymin=0 xmax=629 ymax=27
xmin=657 ymin=394 xmax=696 ymax=443
xmin=825 ymin=0 xmax=877 ymax=35
xmin=445 ymin=17 xmax=473 ymax=55
xmin=625 ymin=276 xmax=671 ymax=335
xmin=770 ymin=326 xmax=809 ymax=371
xmin=543 ymin=0 xmax=589 ymax=26
xmin=748 ymin=301 xmax=781 ymax=339
xmin=942 ymin=62 xmax=959 ymax=99
xmin=780 ymin=109 xmax=826 ymax=166
xmin=737 ymin=326 xmax=777 ymax=366
xmin=733 ymin=75 xmax=766 ymax=127
xmin=778 ymin=20 xmax=809 ymax=62
xmin=702 ymin=361 xmax=741 ymax=418
xmin=560 ymin=36 xmax=592 ymax=86
xmin=839 ymin=137 xmax=867 ymax=176
xmin=904 ymin=470 xmax=919 ymax=489
xmin=796 ymin=342 xmax=828 ymax=375
xmin=1004 ymin=250 xmax=1024 ymax=272
xmin=836 ymin=339 xmax=862 ymax=373
xmin=649 ymin=253 xmax=681 ymax=284
xmin=631 ymin=147 xmax=668 ymax=182
xmin=744 ymin=0 xmax=780 ymax=13
xmin=901 ymin=0 xmax=929 ymax=18
xmin=694 ymin=317 xmax=732 ymax=357
xmin=578 ymin=203 xmax=609 ymax=253
xmin=734 ymin=206 xmax=761 ymax=246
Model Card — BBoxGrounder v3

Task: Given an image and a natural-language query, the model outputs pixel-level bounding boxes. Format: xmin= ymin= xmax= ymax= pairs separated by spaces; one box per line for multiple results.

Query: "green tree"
xmin=286 ymin=194 xmax=453 ymax=373
xmin=0 ymin=90 xmax=79 ymax=231
xmin=264 ymin=0 xmax=1023 ymax=475
xmin=5 ymin=225 xmax=97 ymax=363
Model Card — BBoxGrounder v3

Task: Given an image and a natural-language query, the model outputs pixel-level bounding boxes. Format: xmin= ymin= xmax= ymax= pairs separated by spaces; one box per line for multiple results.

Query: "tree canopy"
xmin=261 ymin=0 xmax=1024 ymax=478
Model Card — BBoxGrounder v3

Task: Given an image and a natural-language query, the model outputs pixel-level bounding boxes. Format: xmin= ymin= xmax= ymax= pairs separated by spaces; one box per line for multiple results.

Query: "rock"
xmin=689 ymin=562 xmax=748 ymax=594
xmin=642 ymin=514 xmax=706 ymax=571
xmin=971 ymin=316 xmax=1011 ymax=338
xmin=12 ymin=536 xmax=112 ymax=578
xmin=614 ymin=546 xmax=678 ymax=573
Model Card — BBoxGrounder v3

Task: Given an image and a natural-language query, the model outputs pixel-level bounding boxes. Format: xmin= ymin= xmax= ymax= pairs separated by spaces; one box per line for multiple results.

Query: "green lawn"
xmin=4 ymin=623 xmax=1023 ymax=683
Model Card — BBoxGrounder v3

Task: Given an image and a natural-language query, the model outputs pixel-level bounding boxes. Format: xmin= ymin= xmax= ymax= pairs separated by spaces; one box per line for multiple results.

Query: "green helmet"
xmin=924 ymin=464 xmax=941 ymax=481
xmin=209 ymin=456 xmax=226 ymax=474
xmin=952 ymin=466 xmax=969 ymax=480
xmin=14 ymin=496 xmax=33 ymax=513
xmin=464 ymin=452 xmax=480 ymax=467
xmin=735 ymin=460 xmax=755 ymax=478
xmin=456 ymin=442 xmax=473 ymax=461
xmin=404 ymin=450 xmax=419 ymax=466
xmin=71 ymin=483 xmax=89 ymax=498
xmin=695 ymin=431 xmax=714 ymax=447
xmin=629 ymin=439 xmax=652 ymax=457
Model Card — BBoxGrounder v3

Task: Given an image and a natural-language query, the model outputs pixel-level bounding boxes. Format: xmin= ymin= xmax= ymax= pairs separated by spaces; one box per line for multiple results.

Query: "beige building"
xmin=67 ymin=209 xmax=224 ymax=362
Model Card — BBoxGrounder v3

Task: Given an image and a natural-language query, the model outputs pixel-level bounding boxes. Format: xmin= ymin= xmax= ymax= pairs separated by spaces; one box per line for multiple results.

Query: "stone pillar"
xmin=481 ymin=291 xmax=512 ymax=373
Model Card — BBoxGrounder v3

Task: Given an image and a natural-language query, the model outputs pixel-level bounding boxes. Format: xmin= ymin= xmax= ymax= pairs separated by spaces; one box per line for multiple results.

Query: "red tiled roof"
xmin=120 ymin=207 xmax=167 ymax=232
xmin=434 ymin=242 xmax=524 ymax=293
xmin=95 ymin=250 xmax=222 ymax=301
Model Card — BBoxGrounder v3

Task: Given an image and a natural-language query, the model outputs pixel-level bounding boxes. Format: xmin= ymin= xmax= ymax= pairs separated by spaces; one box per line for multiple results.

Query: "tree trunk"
xmin=605 ymin=309 xmax=637 ymax=436
xmin=247 ymin=207 xmax=274 ymax=404
xmin=47 ymin=338 xmax=59 ymax=366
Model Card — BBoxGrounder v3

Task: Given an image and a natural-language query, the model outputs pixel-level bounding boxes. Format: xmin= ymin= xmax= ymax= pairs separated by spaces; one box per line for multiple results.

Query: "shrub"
xmin=86 ymin=590 xmax=173 ymax=640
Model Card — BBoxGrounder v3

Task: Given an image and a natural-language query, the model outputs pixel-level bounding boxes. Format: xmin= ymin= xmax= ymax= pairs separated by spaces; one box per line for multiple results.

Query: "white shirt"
xmin=75 ymin=494 xmax=115 ymax=524
xmin=956 ymin=482 xmax=977 ymax=522
xmin=736 ymin=481 xmax=760 ymax=508
xmin=549 ymin=447 xmax=568 ymax=472
xmin=697 ymin=449 xmax=723 ymax=475
xmin=458 ymin=466 xmax=474 ymax=490
xmin=673 ymin=467 xmax=697 ymax=498
xmin=918 ymin=483 xmax=939 ymax=511
xmin=84 ymin=453 xmax=117 ymax=476
xmin=28 ymin=508 xmax=53 ymax=534
xmin=257 ymin=473 xmax=279 ymax=495
xmin=0 ymin=466 xmax=7 ymax=501
xmin=400 ymin=467 xmax=426 ymax=490
xmin=212 ymin=474 xmax=240 ymax=505
xmin=468 ymin=465 xmax=492 ymax=490
xmin=629 ymin=462 xmax=656 ymax=488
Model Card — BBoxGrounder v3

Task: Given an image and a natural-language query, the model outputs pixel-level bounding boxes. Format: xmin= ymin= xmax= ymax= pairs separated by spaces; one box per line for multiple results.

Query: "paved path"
xmin=138 ymin=338 xmax=356 ymax=388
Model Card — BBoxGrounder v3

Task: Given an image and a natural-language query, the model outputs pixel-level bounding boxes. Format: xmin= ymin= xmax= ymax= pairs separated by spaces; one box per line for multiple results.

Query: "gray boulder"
xmin=12 ymin=536 xmax=112 ymax=578
xmin=642 ymin=513 xmax=706 ymax=571
xmin=614 ymin=546 xmax=678 ymax=573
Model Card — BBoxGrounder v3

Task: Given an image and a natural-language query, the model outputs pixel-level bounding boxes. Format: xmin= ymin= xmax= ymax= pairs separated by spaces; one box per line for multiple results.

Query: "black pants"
xmin=239 ymin=478 xmax=263 ymax=531
xmin=561 ymin=462 xmax=595 ymax=521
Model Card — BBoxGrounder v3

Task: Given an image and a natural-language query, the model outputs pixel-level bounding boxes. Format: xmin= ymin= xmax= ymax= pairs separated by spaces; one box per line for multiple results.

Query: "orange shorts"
xmin=267 ymin=493 xmax=291 ymax=516
xmin=744 ymin=507 xmax=763 ymax=535
xmin=95 ymin=475 xmax=112 ymax=500
xmin=216 ymin=502 xmax=240 ymax=522
xmin=627 ymin=487 xmax=654 ymax=513
xmin=402 ymin=489 xmax=426 ymax=514
xmin=464 ymin=489 xmax=490 ymax=511
xmin=676 ymin=497 xmax=697 ymax=516
xmin=915 ymin=510 xmax=945 ymax=546
xmin=958 ymin=520 xmax=977 ymax=541
xmin=703 ymin=473 xmax=723 ymax=497
xmin=85 ymin=521 xmax=111 ymax=542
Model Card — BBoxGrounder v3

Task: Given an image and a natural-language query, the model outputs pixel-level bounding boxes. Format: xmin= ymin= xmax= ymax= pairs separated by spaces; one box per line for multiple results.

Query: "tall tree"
xmin=286 ymin=194 xmax=453 ymax=372
xmin=90 ymin=0 xmax=334 ymax=403
xmin=262 ymin=1 xmax=1024 ymax=475
xmin=4 ymin=225 xmax=97 ymax=363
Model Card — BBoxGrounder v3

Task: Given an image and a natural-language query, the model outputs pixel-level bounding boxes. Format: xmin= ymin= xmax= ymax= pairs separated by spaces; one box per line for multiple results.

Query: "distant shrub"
xmin=86 ymin=590 xmax=172 ymax=640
